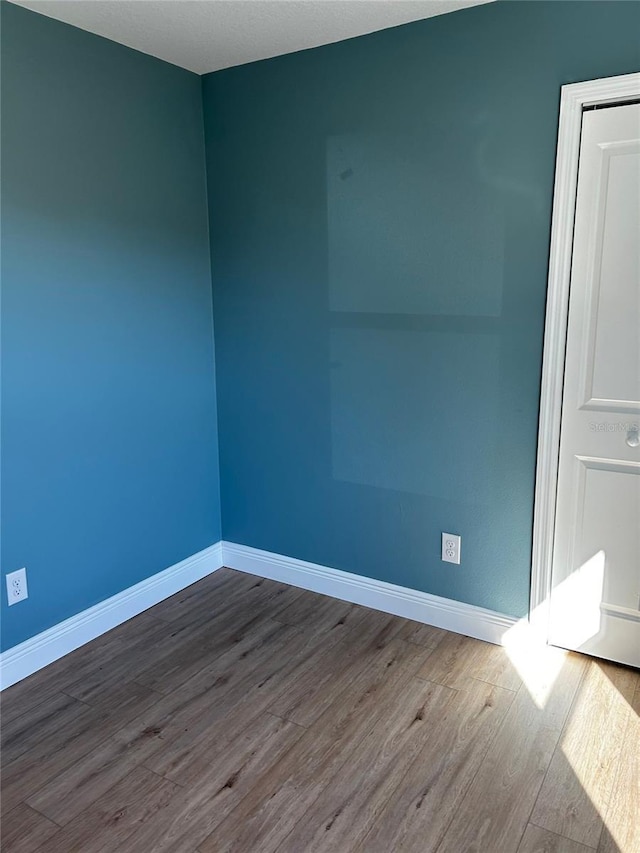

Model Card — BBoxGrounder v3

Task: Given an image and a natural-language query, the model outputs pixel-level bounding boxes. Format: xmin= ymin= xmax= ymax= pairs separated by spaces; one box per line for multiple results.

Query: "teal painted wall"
xmin=1 ymin=3 xmax=221 ymax=650
xmin=2 ymin=0 xmax=638 ymax=654
xmin=203 ymin=1 xmax=640 ymax=618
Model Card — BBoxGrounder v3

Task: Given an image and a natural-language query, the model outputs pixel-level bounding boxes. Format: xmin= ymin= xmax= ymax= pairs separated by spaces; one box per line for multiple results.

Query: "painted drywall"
xmin=1 ymin=2 xmax=221 ymax=651
xmin=203 ymin=0 xmax=640 ymax=618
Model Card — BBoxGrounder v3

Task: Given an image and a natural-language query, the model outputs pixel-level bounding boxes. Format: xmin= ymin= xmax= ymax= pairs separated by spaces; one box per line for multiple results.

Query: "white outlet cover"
xmin=441 ymin=533 xmax=461 ymax=565
xmin=6 ymin=567 xmax=28 ymax=605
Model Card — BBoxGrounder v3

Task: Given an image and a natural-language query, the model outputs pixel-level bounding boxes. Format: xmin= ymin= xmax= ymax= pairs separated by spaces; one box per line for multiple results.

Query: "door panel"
xmin=586 ymin=139 xmax=640 ymax=408
xmin=549 ymin=103 xmax=640 ymax=666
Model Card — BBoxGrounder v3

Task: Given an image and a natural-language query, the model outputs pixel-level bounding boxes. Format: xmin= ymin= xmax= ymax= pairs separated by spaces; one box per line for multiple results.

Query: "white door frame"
xmin=530 ymin=71 xmax=640 ymax=638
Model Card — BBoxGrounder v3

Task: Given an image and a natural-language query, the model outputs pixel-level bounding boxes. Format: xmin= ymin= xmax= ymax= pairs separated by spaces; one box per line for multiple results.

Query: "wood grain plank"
xmin=148 ymin=567 xmax=258 ymax=622
xmin=3 ymin=570 xmax=637 ymax=853
xmin=139 ymin=599 xmax=386 ymax=781
xmin=0 ymin=666 xmax=77 ymax=727
xmin=417 ymin=631 xmax=522 ymax=691
xmin=267 ymin=608 xmax=412 ymax=728
xmin=25 ymin=716 xmax=171 ymax=826
xmin=597 ymin=677 xmax=640 ymax=853
xmin=0 ymin=610 xmax=168 ymax=724
xmin=271 ymin=587 xmax=365 ymax=630
xmin=197 ymin=639 xmax=430 ymax=853
xmin=119 ymin=713 xmax=305 ymax=852
xmin=275 ymin=677 xmax=459 ymax=853
xmin=399 ymin=620 xmax=448 ymax=649
xmin=155 ymin=573 xmax=299 ymax=636
xmin=40 ymin=766 xmax=179 ymax=853
xmin=1 ymin=681 xmax=160 ymax=813
xmin=60 ymin=622 xmax=182 ymax=706
xmin=114 ymin=618 xmax=307 ymax=780
xmin=131 ymin=577 xmax=299 ymax=694
xmin=355 ymin=677 xmax=516 ymax=853
xmin=142 ymin=620 xmax=371 ymax=780
xmin=518 ymin=824 xmax=595 ymax=853
xmin=1 ymin=691 xmax=90 ymax=765
xmin=132 ymin=610 xmax=272 ymax=695
xmin=530 ymin=660 xmax=637 ymax=848
xmin=436 ymin=652 xmax=587 ymax=853
xmin=0 ymin=803 xmax=60 ymax=853
xmin=63 ymin=676 xmax=164 ymax=713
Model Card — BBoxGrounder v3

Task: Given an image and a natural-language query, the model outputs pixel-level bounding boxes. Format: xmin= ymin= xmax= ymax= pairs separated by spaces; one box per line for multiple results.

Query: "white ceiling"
xmin=10 ymin=0 xmax=494 ymax=75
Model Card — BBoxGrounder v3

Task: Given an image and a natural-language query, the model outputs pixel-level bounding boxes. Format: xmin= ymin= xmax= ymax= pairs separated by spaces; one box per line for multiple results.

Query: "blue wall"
xmin=202 ymin=1 xmax=640 ymax=618
xmin=1 ymin=2 xmax=221 ymax=650
xmin=2 ymin=1 xmax=638 ymax=653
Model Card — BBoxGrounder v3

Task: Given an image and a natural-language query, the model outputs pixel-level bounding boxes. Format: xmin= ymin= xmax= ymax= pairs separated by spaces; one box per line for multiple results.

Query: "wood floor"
xmin=1 ymin=568 xmax=639 ymax=853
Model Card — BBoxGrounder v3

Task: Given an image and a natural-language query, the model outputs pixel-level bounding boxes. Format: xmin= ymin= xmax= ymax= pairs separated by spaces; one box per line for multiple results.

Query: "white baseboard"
xmin=222 ymin=541 xmax=518 ymax=645
xmin=0 ymin=542 xmax=224 ymax=690
xmin=1 ymin=539 xmax=519 ymax=690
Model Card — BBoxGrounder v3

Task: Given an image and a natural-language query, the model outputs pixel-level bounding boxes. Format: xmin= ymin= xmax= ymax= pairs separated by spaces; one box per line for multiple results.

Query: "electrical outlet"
xmin=441 ymin=533 xmax=461 ymax=565
xmin=6 ymin=568 xmax=28 ymax=605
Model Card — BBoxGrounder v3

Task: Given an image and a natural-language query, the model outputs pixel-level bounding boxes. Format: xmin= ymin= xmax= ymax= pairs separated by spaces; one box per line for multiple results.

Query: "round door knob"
xmin=626 ymin=425 xmax=640 ymax=447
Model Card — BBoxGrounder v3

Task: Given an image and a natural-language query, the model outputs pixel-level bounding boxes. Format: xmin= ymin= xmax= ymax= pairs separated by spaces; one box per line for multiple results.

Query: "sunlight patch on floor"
xmin=503 ymin=551 xmax=606 ymax=709
xmin=558 ymin=662 xmax=636 ymax=851
xmin=502 ymin=617 xmax=568 ymax=709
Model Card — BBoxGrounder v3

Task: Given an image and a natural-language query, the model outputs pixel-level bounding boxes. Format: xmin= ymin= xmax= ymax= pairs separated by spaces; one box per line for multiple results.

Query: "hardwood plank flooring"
xmin=517 ymin=824 xmax=595 ymax=853
xmin=25 ymin=718 xmax=173 ymax=827
xmin=40 ymin=766 xmax=180 ymax=853
xmin=0 ymin=804 xmax=60 ymax=853
xmin=1 ymin=568 xmax=638 ymax=853
xmin=530 ymin=660 xmax=637 ymax=848
xmin=434 ymin=653 xmax=588 ymax=853
xmin=196 ymin=641 xmax=432 ymax=853
xmin=416 ymin=629 xmax=524 ymax=692
xmin=278 ymin=678 xmax=514 ymax=853
xmin=596 ymin=680 xmax=640 ymax=853
xmin=1 ymin=681 xmax=161 ymax=814
xmin=354 ymin=677 xmax=516 ymax=853
xmin=110 ymin=713 xmax=306 ymax=853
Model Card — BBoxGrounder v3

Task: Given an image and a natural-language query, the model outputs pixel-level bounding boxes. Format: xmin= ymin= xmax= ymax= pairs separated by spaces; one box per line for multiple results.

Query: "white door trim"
xmin=531 ymin=72 xmax=640 ymax=637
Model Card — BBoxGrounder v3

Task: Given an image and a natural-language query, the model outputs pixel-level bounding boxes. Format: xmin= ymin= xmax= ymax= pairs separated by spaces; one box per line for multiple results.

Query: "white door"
xmin=549 ymin=102 xmax=640 ymax=668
